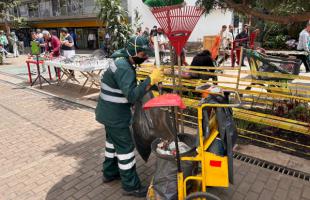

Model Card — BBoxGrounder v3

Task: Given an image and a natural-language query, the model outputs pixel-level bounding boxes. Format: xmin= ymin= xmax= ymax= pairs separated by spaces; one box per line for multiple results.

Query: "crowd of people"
xmin=0 ymin=28 xmax=79 ymax=61
xmin=0 ymin=30 xmax=21 ymax=58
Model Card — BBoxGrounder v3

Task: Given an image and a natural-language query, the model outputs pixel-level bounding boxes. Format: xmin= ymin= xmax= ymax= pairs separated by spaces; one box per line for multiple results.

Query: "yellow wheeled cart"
xmin=145 ymin=89 xmax=241 ymax=200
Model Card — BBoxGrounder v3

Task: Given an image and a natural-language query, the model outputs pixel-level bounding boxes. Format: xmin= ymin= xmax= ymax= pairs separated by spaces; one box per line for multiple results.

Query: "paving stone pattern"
xmin=0 ymin=83 xmax=309 ymax=200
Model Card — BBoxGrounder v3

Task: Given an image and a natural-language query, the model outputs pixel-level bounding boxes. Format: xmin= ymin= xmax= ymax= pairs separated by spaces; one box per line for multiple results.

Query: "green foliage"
xmin=195 ymin=0 xmax=310 ymax=24
xmin=195 ymin=0 xmax=221 ymax=14
xmin=96 ymin=0 xmax=133 ymax=53
xmin=0 ymin=0 xmax=22 ymax=33
xmin=133 ymin=8 xmax=143 ymax=33
xmin=143 ymin=0 xmax=184 ymax=7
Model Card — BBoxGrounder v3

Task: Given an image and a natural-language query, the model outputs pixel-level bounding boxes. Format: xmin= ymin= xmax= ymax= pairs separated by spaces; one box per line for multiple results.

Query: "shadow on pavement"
xmin=45 ymin=128 xmax=155 ymax=200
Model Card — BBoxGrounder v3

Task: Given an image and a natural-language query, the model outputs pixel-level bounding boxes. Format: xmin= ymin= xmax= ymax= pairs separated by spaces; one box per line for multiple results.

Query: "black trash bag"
xmin=201 ymin=93 xmax=238 ymax=184
xmin=131 ymin=92 xmax=175 ymax=162
xmin=151 ymin=134 xmax=196 ymax=200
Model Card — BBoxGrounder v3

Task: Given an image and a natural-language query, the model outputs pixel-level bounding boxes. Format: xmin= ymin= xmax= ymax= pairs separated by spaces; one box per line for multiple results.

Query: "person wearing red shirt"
xmin=42 ymin=30 xmax=61 ymax=79
xmin=42 ymin=30 xmax=61 ymax=57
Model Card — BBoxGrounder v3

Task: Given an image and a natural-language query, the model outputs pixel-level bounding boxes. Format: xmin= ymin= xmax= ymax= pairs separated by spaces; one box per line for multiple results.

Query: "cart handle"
xmin=198 ymin=90 xmax=242 ymax=109
xmin=185 ymin=192 xmax=221 ymax=200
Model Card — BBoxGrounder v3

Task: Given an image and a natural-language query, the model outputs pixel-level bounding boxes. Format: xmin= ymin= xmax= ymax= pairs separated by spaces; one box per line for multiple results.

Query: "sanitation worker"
xmin=95 ymin=35 xmax=164 ymax=198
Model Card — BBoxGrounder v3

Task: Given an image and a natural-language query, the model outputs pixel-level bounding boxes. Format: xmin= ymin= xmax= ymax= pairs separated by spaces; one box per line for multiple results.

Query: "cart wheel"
xmin=185 ymin=192 xmax=221 ymax=200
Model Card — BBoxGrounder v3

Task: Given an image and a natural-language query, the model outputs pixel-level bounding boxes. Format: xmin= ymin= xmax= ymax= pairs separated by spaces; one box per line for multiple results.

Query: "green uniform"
xmin=95 ymin=49 xmax=150 ymax=191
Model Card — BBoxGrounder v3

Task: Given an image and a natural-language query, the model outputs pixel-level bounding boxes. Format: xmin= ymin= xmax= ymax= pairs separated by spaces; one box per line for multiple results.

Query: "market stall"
xmin=42 ymin=56 xmax=110 ymax=92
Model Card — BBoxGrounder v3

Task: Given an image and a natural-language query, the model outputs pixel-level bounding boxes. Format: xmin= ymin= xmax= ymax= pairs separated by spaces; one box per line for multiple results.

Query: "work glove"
xmin=149 ymin=67 xmax=164 ymax=85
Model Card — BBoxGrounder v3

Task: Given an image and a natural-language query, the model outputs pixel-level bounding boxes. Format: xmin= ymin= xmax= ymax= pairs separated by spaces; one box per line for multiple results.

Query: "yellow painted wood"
xmin=238 ymin=128 xmax=310 ymax=149
xmin=234 ymin=108 xmax=310 ymax=126
xmin=234 ymin=111 xmax=310 ymax=135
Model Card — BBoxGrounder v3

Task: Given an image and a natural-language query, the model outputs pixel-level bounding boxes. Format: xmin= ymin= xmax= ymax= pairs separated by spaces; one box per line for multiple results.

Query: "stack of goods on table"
xmin=45 ymin=55 xmax=111 ymax=72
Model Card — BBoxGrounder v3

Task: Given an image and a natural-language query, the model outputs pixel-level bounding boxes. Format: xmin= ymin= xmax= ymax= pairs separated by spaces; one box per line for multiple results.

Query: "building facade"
xmin=2 ymin=0 xmax=233 ymax=49
xmin=1 ymin=0 xmax=128 ymax=49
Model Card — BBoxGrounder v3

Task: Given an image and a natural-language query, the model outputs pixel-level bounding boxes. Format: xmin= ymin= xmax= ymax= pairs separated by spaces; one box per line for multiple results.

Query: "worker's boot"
xmin=122 ymin=185 xmax=148 ymax=198
xmin=102 ymin=175 xmax=121 ymax=183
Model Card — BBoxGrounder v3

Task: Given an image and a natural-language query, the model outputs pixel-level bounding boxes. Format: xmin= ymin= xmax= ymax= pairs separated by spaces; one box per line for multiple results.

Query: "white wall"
xmin=127 ymin=0 xmax=233 ymax=42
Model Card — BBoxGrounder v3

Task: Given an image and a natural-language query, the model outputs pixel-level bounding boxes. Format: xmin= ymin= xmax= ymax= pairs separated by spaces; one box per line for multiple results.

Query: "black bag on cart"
xmin=201 ymin=94 xmax=238 ymax=184
xmin=131 ymin=92 xmax=175 ymax=162
xmin=151 ymin=134 xmax=196 ymax=200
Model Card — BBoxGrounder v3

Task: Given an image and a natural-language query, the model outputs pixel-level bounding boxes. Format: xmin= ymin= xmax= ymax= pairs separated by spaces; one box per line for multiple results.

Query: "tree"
xmin=96 ymin=0 xmax=133 ymax=53
xmin=133 ymin=8 xmax=143 ymax=33
xmin=0 ymin=0 xmax=21 ymax=33
xmin=196 ymin=0 xmax=310 ymax=24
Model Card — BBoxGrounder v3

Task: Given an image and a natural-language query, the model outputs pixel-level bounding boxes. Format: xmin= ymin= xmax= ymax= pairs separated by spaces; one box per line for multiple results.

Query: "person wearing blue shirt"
xmin=31 ymin=32 xmax=45 ymax=53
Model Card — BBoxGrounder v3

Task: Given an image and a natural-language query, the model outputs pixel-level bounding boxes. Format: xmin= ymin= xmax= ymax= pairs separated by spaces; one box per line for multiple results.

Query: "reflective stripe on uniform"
xmin=105 ymin=141 xmax=115 ymax=149
xmin=105 ymin=151 xmax=116 ymax=158
xmin=118 ymin=159 xmax=136 ymax=170
xmin=102 ymin=83 xmax=123 ymax=94
xmin=109 ymin=60 xmax=117 ymax=73
xmin=100 ymin=93 xmax=129 ymax=103
xmin=116 ymin=152 xmax=135 ymax=161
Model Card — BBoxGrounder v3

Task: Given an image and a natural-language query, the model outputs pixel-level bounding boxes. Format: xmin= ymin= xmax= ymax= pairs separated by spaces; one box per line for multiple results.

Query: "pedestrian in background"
xmin=297 ymin=21 xmax=310 ymax=72
xmin=36 ymin=29 xmax=43 ymax=39
xmin=31 ymin=32 xmax=45 ymax=53
xmin=43 ymin=30 xmax=61 ymax=57
xmin=88 ymin=31 xmax=96 ymax=49
xmin=235 ymin=24 xmax=249 ymax=66
xmin=70 ymin=30 xmax=78 ymax=49
xmin=60 ymin=28 xmax=75 ymax=76
xmin=8 ymin=32 xmax=19 ymax=58
xmin=0 ymin=30 xmax=8 ymax=53
xmin=60 ymin=28 xmax=75 ymax=59
xmin=142 ymin=27 xmax=150 ymax=40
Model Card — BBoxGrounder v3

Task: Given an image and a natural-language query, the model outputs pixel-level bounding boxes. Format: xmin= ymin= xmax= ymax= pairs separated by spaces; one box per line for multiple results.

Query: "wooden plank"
xmin=265 ymin=50 xmax=308 ymax=56
xmin=234 ymin=111 xmax=310 ymax=135
xmin=234 ymin=108 xmax=310 ymax=127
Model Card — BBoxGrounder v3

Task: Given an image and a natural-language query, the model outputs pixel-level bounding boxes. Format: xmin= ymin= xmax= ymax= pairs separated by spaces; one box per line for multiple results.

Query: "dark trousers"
xmin=296 ymin=54 xmax=310 ymax=72
xmin=88 ymin=40 xmax=95 ymax=49
xmin=103 ymin=126 xmax=141 ymax=191
xmin=236 ymin=48 xmax=246 ymax=66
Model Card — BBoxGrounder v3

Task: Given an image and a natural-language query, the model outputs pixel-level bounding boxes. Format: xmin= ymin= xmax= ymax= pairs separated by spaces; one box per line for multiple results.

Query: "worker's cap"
xmin=0 ymin=30 xmax=3 ymax=33
xmin=60 ymin=28 xmax=68 ymax=33
xmin=126 ymin=36 xmax=154 ymax=57
xmin=10 ymin=32 xmax=15 ymax=36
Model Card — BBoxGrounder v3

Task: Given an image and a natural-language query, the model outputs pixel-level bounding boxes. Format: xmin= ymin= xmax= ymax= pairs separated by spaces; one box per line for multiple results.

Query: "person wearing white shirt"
xmin=88 ymin=32 xmax=97 ymax=49
xmin=297 ymin=22 xmax=310 ymax=72
xmin=157 ymin=28 xmax=168 ymax=63
xmin=218 ymin=25 xmax=232 ymax=65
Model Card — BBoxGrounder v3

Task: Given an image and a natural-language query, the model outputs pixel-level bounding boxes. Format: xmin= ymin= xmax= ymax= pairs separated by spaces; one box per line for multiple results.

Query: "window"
xmin=59 ymin=0 xmax=68 ymax=16
xmin=28 ymin=2 xmax=39 ymax=18
xmin=39 ymin=0 xmax=53 ymax=18
xmin=83 ymin=0 xmax=96 ymax=14
xmin=19 ymin=5 xmax=29 ymax=18
xmin=52 ymin=0 xmax=60 ymax=16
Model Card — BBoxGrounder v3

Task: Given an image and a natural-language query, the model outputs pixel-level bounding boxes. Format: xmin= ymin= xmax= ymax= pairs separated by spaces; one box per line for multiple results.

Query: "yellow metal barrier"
xmin=141 ymin=59 xmax=310 ymax=157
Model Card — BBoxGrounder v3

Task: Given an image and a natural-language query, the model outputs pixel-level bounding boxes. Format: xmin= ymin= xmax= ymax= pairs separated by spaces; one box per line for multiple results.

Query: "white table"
xmin=44 ymin=58 xmax=111 ymax=93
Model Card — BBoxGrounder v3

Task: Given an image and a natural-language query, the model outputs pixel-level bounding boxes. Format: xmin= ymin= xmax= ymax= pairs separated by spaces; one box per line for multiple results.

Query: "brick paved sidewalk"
xmin=0 ymin=82 xmax=309 ymax=200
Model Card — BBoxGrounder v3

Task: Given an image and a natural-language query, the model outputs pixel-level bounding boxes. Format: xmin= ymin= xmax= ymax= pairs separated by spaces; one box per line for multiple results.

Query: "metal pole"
xmin=153 ymin=33 xmax=160 ymax=68
xmin=236 ymin=47 xmax=243 ymax=90
xmin=178 ymin=54 xmax=184 ymax=134
xmin=170 ymin=45 xmax=180 ymax=133
xmin=171 ymin=107 xmax=181 ymax=173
